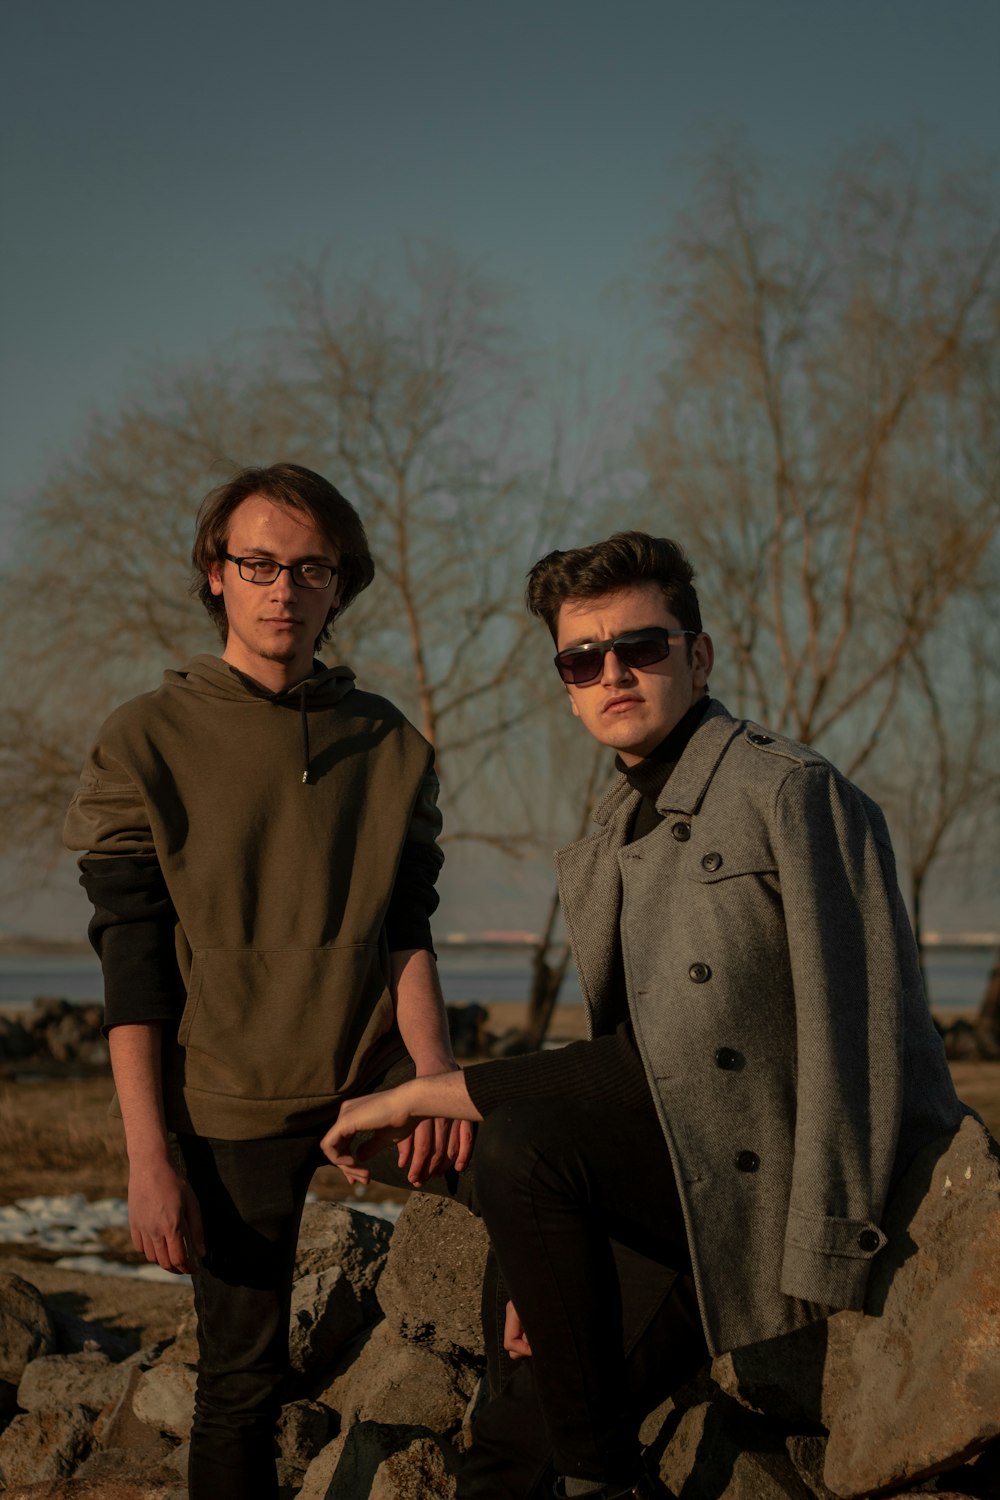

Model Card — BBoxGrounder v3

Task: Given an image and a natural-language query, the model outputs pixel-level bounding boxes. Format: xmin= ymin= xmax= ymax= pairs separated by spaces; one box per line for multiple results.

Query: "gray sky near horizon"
xmin=2 ymin=0 xmax=998 ymax=939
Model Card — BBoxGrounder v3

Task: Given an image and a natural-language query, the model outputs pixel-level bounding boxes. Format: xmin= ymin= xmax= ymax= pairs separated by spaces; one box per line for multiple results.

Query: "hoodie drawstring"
xmin=300 ymin=685 xmax=311 ymax=785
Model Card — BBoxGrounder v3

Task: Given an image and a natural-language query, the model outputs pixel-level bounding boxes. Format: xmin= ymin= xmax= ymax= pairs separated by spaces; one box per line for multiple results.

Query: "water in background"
xmin=0 ymin=943 xmax=993 ymax=1013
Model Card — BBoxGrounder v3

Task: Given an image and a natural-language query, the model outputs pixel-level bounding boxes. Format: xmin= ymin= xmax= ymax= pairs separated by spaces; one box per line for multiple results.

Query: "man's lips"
xmin=261 ymin=617 xmax=303 ymax=627
xmin=602 ymin=695 xmax=643 ymax=714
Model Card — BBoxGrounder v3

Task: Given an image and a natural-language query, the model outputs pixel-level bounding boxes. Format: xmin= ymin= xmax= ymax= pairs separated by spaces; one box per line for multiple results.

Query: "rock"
xmin=376 ymin=1196 xmax=489 ymax=1361
xmin=298 ymin=1431 xmax=347 ymax=1500
xmin=0 ymin=1015 xmax=36 ymax=1062
xmin=92 ymin=1367 xmax=176 ymax=1457
xmin=445 ymin=1003 xmax=491 ymax=1060
xmin=654 ymin=1398 xmax=813 ymax=1499
xmin=277 ymin=1397 xmax=336 ymax=1471
xmin=0 ymin=1273 xmax=58 ymax=1385
xmin=288 ymin=1266 xmax=367 ymax=1378
xmin=3 ymin=1479 xmax=180 ymax=1499
xmin=712 ymin=1311 xmax=863 ymax=1427
xmin=0 ymin=1404 xmax=94 ymax=1488
xmin=71 ymin=1444 xmax=183 ymax=1490
xmin=824 ymin=1117 xmax=1000 ymax=1496
xmin=368 ymin=1432 xmax=458 ymax=1497
xmin=18 ymin=1352 xmax=128 ymax=1414
xmin=301 ymin=1421 xmax=456 ymax=1500
xmin=295 ymin=1202 xmax=394 ymax=1320
xmin=131 ymin=1364 xmax=197 ymax=1439
xmin=786 ymin=1435 xmax=838 ymax=1500
xmin=320 ymin=1320 xmax=475 ymax=1433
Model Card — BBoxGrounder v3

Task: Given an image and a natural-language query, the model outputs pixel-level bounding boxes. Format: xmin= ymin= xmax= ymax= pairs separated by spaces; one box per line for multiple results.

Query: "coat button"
xmin=715 ymin=1047 xmax=739 ymax=1070
xmin=701 ymin=851 xmax=723 ymax=872
xmin=736 ymin=1150 xmax=760 ymax=1172
xmin=689 ymin=962 xmax=711 ymax=983
xmin=671 ymin=822 xmax=691 ymax=841
xmin=857 ymin=1229 xmax=881 ymax=1253
xmin=747 ymin=732 xmax=772 ymax=746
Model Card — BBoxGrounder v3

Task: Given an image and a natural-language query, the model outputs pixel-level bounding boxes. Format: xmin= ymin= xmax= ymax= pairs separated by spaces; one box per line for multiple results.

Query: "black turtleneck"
xmin=465 ymin=696 xmax=713 ymax=1119
xmin=618 ymin=694 xmax=711 ymax=843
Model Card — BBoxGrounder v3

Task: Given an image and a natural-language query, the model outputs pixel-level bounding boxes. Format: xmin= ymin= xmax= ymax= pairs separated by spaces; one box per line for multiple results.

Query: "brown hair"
xmin=526 ymin=531 xmax=702 ymax=642
xmin=191 ymin=463 xmax=375 ymax=644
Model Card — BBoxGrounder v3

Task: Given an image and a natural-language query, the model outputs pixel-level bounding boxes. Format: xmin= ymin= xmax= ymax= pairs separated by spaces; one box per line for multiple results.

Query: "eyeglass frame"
xmin=222 ymin=552 xmax=339 ymax=590
xmin=553 ymin=627 xmax=698 ymax=686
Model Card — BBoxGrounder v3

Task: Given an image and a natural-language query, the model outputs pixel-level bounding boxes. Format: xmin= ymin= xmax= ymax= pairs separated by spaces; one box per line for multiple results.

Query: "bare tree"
xmin=0 ymin=252 xmax=565 ymax=875
xmin=869 ymin=621 xmax=1000 ymax=986
xmin=638 ymin=144 xmax=999 ymax=782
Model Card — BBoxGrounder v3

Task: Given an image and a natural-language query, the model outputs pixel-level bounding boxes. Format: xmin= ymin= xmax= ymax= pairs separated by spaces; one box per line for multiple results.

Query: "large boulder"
xmin=0 ymin=1273 xmax=57 ymax=1385
xmin=711 ymin=1118 xmax=1000 ymax=1497
xmin=295 ymin=1202 xmax=394 ymax=1321
xmin=320 ymin=1320 xmax=476 ymax=1433
xmin=2 ymin=1479 xmax=178 ymax=1499
xmin=91 ymin=1367 xmax=177 ymax=1458
xmin=288 ymin=1266 xmax=367 ymax=1378
xmin=823 ymin=1115 xmax=1000 ymax=1496
xmin=654 ymin=1397 xmax=813 ymax=1499
xmin=713 ymin=1312 xmax=863 ymax=1428
xmin=276 ymin=1397 xmax=336 ymax=1473
xmin=18 ymin=1352 xmax=129 ymax=1415
xmin=300 ymin=1421 xmax=457 ymax=1500
xmin=0 ymin=1404 xmax=95 ymax=1488
xmin=368 ymin=1432 xmax=458 ymax=1498
xmin=131 ymin=1364 xmax=198 ymax=1440
xmin=376 ymin=1196 xmax=489 ymax=1361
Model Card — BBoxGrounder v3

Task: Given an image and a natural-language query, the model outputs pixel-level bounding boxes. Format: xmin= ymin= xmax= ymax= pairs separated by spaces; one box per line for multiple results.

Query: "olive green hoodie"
xmin=64 ymin=655 xmax=440 ymax=1138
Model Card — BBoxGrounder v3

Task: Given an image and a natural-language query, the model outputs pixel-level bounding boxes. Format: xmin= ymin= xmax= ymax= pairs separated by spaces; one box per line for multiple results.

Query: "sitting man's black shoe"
xmin=553 ymin=1474 xmax=675 ymax=1499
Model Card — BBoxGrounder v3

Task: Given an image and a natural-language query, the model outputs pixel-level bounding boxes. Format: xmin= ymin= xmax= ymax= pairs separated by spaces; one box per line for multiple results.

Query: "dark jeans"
xmin=462 ymin=1093 xmax=706 ymax=1490
xmin=178 ymin=1076 xmax=476 ymax=1500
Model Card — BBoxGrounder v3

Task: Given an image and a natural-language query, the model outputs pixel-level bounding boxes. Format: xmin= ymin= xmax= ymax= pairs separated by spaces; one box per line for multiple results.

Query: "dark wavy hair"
xmin=526 ymin=531 xmax=702 ymax=644
xmin=191 ymin=464 xmax=375 ymax=644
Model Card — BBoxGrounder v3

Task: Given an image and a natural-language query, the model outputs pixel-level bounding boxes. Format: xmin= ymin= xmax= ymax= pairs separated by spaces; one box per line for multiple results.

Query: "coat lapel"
xmin=554 ymin=701 xmax=743 ymax=1023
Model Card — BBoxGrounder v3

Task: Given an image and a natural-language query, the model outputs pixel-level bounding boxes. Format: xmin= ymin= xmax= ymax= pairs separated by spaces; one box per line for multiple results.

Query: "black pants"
xmin=177 ymin=1080 xmax=476 ymax=1500
xmin=462 ymin=1093 xmax=706 ymax=1490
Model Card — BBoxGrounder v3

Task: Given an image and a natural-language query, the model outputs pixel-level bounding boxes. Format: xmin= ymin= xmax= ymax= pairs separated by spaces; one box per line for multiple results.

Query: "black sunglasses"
xmin=554 ymin=628 xmax=697 ymax=686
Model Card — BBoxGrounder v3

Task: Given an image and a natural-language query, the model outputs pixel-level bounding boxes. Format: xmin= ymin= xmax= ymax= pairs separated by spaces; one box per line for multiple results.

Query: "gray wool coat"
xmin=554 ymin=700 xmax=965 ymax=1356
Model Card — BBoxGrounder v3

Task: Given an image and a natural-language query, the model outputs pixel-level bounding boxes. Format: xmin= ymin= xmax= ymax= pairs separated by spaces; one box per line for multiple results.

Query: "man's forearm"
xmin=390 ymin=948 xmax=457 ymax=1073
xmin=108 ymin=1022 xmax=173 ymax=1166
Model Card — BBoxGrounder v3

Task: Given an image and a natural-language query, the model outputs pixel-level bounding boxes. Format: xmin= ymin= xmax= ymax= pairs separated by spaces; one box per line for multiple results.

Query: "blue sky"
xmin=2 ymin=0 xmax=998 ymax=541
xmin=1 ymin=0 xmax=998 ymax=939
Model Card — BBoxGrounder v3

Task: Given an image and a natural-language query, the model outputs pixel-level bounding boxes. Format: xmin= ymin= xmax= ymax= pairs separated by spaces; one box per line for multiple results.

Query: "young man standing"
xmin=64 ymin=464 xmax=470 ymax=1500
xmin=325 ymin=531 xmax=965 ymax=1500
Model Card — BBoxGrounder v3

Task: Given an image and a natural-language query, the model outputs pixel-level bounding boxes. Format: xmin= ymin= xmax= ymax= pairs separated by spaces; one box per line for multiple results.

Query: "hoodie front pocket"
xmin=178 ymin=945 xmax=393 ymax=1102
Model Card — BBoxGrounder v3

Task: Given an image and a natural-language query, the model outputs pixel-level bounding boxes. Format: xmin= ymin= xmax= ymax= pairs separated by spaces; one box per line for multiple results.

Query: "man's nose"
xmin=600 ymin=648 xmax=635 ymax=686
xmin=269 ymin=567 xmax=299 ymax=599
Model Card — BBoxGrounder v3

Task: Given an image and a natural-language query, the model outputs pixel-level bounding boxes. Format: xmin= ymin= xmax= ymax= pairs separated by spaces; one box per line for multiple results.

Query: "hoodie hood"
xmin=163 ymin=654 xmax=357 ymax=783
xmin=163 ymin=653 xmax=356 ymax=707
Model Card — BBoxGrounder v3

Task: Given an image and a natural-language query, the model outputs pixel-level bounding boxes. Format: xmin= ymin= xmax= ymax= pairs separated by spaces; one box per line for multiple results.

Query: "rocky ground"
xmin=0 ymin=1002 xmax=997 ymax=1498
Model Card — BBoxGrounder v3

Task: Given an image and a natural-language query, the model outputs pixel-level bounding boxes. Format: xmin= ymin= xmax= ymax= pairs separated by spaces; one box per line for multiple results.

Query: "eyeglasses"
xmin=223 ymin=553 xmax=338 ymax=589
xmin=554 ymin=628 xmax=697 ymax=686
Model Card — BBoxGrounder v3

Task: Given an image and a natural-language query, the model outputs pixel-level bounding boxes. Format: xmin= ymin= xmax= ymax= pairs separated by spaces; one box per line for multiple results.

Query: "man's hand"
xmin=504 ymin=1300 xmax=532 ymax=1360
xmin=320 ymin=1083 xmax=422 ymax=1185
xmin=395 ymin=1072 xmax=474 ymax=1188
xmin=321 ymin=1072 xmax=480 ymax=1187
xmin=127 ymin=1155 xmax=205 ymax=1275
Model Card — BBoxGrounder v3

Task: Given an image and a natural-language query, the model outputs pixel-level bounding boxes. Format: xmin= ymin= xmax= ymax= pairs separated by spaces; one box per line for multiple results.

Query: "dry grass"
xmin=0 ymin=1073 xmax=128 ymax=1202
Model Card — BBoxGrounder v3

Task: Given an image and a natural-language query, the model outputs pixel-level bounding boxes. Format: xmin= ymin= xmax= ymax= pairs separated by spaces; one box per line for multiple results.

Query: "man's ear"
xmin=208 ymin=560 xmax=225 ymax=598
xmin=567 ymin=684 xmax=581 ymax=720
xmin=692 ymin=632 xmax=714 ymax=688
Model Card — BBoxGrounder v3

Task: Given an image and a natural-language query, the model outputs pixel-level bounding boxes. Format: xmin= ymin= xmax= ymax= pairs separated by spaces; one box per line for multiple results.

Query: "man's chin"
xmin=257 ymin=645 xmax=299 ymax=665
